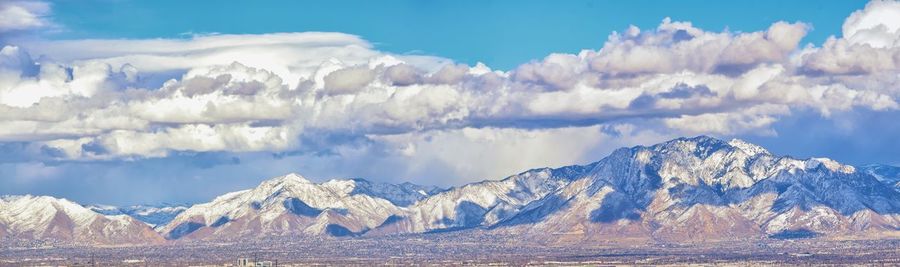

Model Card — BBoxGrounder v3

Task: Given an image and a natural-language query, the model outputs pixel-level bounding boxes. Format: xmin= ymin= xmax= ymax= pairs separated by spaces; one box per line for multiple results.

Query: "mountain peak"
xmin=651 ymin=136 xmax=773 ymax=158
xmin=661 ymin=135 xmax=728 ymax=147
xmin=1 ymin=194 xmax=82 ymax=211
xmin=247 ymin=173 xmax=317 ymax=199
xmin=270 ymin=173 xmax=313 ymax=184
xmin=806 ymin=157 xmax=856 ymax=173
xmin=728 ymin=138 xmax=771 ymax=156
xmin=681 ymin=135 xmax=722 ymax=142
xmin=0 ymin=194 xmax=165 ymax=245
xmin=650 ymin=135 xmax=731 ymax=156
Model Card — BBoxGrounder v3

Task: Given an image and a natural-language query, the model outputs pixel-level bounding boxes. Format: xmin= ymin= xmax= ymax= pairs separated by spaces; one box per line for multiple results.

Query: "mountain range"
xmin=1 ymin=136 xmax=899 ymax=245
xmin=87 ymin=204 xmax=190 ymax=229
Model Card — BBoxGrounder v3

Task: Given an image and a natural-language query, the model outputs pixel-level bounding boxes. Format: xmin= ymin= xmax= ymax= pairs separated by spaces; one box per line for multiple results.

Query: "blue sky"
xmin=0 ymin=0 xmax=898 ymax=205
xmin=48 ymin=0 xmax=866 ymax=70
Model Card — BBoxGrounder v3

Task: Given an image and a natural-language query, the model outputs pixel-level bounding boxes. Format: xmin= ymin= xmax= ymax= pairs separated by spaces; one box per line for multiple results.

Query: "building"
xmin=235 ymin=257 xmax=277 ymax=267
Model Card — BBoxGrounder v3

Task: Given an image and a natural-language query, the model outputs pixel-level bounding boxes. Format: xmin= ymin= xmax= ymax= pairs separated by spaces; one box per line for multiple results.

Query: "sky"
xmin=0 ymin=0 xmax=898 ymax=205
xmin=47 ymin=0 xmax=866 ymax=70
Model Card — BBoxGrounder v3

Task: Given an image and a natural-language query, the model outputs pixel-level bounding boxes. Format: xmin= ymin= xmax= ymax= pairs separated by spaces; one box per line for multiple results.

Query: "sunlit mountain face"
xmin=3 ymin=137 xmax=899 ymax=244
xmin=1 ymin=0 xmax=899 ymax=265
xmin=144 ymin=136 xmax=899 ymax=243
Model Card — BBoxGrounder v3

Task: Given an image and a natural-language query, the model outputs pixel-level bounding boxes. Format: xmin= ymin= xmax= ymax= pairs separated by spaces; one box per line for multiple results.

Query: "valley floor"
xmin=2 ymin=235 xmax=899 ymax=266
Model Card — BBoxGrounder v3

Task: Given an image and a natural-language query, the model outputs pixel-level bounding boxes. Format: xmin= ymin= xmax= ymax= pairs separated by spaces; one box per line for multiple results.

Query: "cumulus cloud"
xmin=0 ymin=1 xmax=899 ymax=190
xmin=576 ymin=18 xmax=807 ymax=77
xmin=323 ymin=65 xmax=376 ymax=94
xmin=800 ymin=1 xmax=900 ymax=75
xmin=664 ymin=104 xmax=790 ymax=135
xmin=383 ymin=63 xmax=422 ymax=86
xmin=842 ymin=0 xmax=900 ymax=48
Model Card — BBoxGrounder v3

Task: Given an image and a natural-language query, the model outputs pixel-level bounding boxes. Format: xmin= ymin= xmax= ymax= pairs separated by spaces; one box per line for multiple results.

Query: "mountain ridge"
xmin=87 ymin=203 xmax=190 ymax=229
xmin=0 ymin=195 xmax=165 ymax=245
xmin=2 ymin=136 xmax=898 ymax=245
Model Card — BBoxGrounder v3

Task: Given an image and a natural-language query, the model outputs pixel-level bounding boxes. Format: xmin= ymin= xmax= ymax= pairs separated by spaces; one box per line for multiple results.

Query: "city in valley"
xmin=3 ymin=235 xmax=900 ymax=266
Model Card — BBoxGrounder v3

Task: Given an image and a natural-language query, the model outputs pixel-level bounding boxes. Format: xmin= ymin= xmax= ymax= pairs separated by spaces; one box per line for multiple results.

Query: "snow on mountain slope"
xmin=727 ymin=138 xmax=771 ymax=157
xmin=0 ymin=195 xmax=165 ymax=245
xmin=88 ymin=204 xmax=189 ymax=228
xmin=7 ymin=136 xmax=891 ymax=244
xmin=156 ymin=136 xmax=899 ymax=242
xmin=159 ymin=174 xmax=438 ymax=240
xmin=344 ymin=178 xmax=443 ymax=207
xmin=369 ymin=165 xmax=589 ymax=234
xmin=860 ymin=164 xmax=900 ymax=190
xmin=487 ymin=136 xmax=900 ymax=243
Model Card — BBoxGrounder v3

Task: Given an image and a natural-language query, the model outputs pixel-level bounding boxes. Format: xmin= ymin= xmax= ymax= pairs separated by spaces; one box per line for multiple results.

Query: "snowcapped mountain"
xmin=367 ymin=165 xmax=589 ymax=234
xmin=859 ymin=164 xmax=900 ymax=190
xmin=0 ymin=195 xmax=165 ymax=245
xmin=87 ymin=204 xmax=189 ymax=228
xmin=3 ymin=136 xmax=898 ymax=245
xmin=159 ymin=174 xmax=441 ymax=240
xmin=157 ymin=136 xmax=900 ymax=243
xmin=486 ymin=136 xmax=900 ymax=243
xmin=343 ymin=178 xmax=443 ymax=207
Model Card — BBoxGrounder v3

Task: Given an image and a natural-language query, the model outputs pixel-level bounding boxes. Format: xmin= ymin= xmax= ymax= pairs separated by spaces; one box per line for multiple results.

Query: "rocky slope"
xmin=0 ymin=195 xmax=165 ymax=245
xmin=4 ymin=136 xmax=898 ymax=245
xmin=159 ymin=174 xmax=439 ymax=240
xmin=159 ymin=136 xmax=900 ymax=243
xmin=491 ymin=137 xmax=900 ymax=244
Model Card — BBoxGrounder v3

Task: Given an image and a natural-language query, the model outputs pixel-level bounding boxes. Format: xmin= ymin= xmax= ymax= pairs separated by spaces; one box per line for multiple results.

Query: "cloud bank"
xmin=1 ymin=1 xmax=900 ymax=203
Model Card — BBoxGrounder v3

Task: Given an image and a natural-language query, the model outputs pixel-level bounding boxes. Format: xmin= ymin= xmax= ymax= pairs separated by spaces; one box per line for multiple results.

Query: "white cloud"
xmin=18 ymin=32 xmax=395 ymax=89
xmin=0 ymin=1 xmax=897 ymax=185
xmin=578 ymin=18 xmax=807 ymax=77
xmin=365 ymin=125 xmax=668 ymax=184
xmin=800 ymin=1 xmax=900 ymax=75
xmin=382 ymin=63 xmax=422 ymax=86
xmin=664 ymin=104 xmax=789 ymax=135
xmin=843 ymin=0 xmax=900 ymax=48
xmin=322 ymin=65 xmax=376 ymax=94
xmin=0 ymin=0 xmax=50 ymax=33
